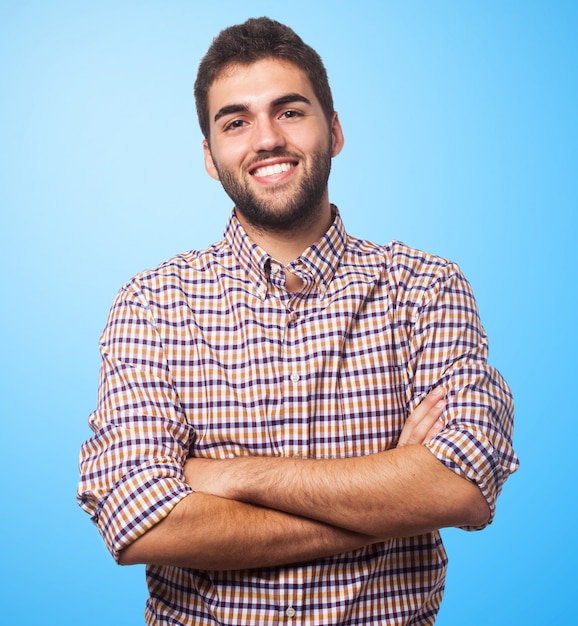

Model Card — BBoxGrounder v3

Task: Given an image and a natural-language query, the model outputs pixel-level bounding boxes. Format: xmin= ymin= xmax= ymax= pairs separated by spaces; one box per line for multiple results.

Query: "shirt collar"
xmin=223 ymin=206 xmax=347 ymax=300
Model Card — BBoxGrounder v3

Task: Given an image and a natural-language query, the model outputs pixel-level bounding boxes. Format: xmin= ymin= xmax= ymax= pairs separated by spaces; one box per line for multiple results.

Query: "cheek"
xmin=298 ymin=129 xmax=332 ymax=157
xmin=214 ymin=145 xmax=248 ymax=174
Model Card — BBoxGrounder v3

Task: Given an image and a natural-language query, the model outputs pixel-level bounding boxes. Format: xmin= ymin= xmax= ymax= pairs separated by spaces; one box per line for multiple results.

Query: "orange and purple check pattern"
xmin=78 ymin=209 xmax=518 ymax=625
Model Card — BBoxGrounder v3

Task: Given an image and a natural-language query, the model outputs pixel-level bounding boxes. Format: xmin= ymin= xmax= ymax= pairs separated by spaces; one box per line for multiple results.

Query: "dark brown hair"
xmin=194 ymin=17 xmax=335 ymax=140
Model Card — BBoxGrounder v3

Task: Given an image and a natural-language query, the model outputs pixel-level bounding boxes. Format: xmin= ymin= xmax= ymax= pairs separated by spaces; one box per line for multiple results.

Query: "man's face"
xmin=203 ymin=58 xmax=344 ymax=233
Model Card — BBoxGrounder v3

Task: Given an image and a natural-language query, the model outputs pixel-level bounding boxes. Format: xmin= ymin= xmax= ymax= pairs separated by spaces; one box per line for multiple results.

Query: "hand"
xmin=184 ymin=456 xmax=232 ymax=498
xmin=397 ymin=387 xmax=446 ymax=447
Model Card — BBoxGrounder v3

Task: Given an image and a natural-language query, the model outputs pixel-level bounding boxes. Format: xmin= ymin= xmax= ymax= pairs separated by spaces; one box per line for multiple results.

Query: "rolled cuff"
xmin=425 ymin=428 xmax=518 ymax=531
xmin=91 ymin=462 xmax=192 ymax=561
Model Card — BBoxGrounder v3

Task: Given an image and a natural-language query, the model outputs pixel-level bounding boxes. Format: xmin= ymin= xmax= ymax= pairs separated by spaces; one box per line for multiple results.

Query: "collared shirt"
xmin=78 ymin=209 xmax=518 ymax=625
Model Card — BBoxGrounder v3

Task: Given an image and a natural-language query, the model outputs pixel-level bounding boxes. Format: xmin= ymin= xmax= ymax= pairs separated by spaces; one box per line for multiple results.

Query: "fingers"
xmin=423 ymin=413 xmax=445 ymax=442
xmin=398 ymin=388 xmax=446 ymax=447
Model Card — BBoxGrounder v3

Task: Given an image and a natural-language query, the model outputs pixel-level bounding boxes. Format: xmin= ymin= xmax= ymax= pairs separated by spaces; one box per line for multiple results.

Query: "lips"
xmin=250 ymin=161 xmax=296 ymax=178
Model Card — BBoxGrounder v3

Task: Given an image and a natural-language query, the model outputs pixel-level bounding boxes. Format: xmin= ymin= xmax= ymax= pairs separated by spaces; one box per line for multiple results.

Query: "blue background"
xmin=1 ymin=0 xmax=575 ymax=623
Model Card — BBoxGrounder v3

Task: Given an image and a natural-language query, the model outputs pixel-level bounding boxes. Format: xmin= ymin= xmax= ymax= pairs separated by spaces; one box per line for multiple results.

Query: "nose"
xmin=251 ymin=115 xmax=286 ymax=152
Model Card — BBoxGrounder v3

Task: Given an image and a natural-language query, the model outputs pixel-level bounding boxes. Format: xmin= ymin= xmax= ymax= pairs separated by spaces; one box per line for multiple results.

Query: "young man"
xmin=78 ymin=17 xmax=518 ymax=625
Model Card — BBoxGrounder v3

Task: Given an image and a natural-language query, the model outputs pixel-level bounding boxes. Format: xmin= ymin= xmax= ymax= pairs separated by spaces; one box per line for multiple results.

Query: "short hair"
xmin=194 ymin=17 xmax=335 ymax=140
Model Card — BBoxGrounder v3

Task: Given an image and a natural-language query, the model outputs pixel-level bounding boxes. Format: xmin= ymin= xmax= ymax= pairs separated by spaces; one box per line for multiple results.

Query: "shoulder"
xmin=345 ymin=235 xmax=468 ymax=305
xmin=116 ymin=239 xmax=230 ymax=303
xmin=346 ymin=236 xmax=458 ymax=279
xmin=385 ymin=241 xmax=458 ymax=285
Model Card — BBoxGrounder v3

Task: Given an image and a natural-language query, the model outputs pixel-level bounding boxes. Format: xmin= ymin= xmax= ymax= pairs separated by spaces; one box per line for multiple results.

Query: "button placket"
xmin=281 ymin=297 xmax=310 ymax=457
xmin=285 ymin=307 xmax=301 ymax=385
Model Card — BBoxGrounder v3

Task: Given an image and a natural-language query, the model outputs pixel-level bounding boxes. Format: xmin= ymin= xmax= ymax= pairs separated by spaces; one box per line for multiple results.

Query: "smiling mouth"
xmin=251 ymin=161 xmax=296 ymax=178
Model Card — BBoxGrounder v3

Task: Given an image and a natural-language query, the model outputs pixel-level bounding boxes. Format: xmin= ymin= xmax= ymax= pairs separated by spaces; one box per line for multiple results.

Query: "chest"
xmin=159 ymin=279 xmax=411 ymax=459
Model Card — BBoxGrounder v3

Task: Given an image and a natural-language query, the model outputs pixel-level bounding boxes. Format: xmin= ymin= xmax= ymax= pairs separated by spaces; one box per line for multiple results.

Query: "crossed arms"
xmin=82 ymin=261 xmax=517 ymax=572
xmin=118 ymin=388 xmax=489 ymax=570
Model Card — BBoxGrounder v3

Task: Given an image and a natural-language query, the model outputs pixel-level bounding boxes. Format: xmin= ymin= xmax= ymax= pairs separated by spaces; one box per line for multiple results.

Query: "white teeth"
xmin=253 ymin=162 xmax=293 ymax=177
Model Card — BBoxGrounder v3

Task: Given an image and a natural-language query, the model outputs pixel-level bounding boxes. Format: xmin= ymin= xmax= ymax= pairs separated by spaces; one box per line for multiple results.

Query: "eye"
xmin=224 ymin=119 xmax=246 ymax=132
xmin=280 ymin=109 xmax=302 ymax=120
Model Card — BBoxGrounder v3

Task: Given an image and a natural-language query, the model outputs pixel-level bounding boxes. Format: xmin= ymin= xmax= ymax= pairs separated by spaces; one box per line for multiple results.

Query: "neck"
xmin=236 ymin=201 xmax=333 ymax=266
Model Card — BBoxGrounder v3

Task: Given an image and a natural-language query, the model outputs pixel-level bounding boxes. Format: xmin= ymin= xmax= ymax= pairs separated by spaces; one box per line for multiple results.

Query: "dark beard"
xmin=217 ymin=150 xmax=332 ymax=233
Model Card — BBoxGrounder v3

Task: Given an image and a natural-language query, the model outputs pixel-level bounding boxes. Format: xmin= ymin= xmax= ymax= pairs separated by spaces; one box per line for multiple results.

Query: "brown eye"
xmin=225 ymin=119 xmax=246 ymax=131
xmin=281 ymin=110 xmax=301 ymax=119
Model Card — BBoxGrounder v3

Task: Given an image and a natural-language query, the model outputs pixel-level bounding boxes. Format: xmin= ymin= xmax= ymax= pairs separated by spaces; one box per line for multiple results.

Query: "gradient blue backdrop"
xmin=1 ymin=0 xmax=575 ymax=623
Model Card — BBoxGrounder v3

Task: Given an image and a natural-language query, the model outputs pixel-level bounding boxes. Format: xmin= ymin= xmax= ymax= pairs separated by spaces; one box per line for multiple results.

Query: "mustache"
xmin=246 ymin=149 xmax=300 ymax=169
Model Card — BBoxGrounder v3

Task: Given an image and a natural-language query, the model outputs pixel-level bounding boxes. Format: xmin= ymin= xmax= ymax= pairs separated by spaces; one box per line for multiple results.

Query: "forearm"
xmin=196 ymin=446 xmax=489 ymax=538
xmin=118 ymin=491 xmax=381 ymax=570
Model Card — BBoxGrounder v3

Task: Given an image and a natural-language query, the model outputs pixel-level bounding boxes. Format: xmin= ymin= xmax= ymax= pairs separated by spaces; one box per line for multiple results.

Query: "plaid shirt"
xmin=78 ymin=209 xmax=518 ymax=625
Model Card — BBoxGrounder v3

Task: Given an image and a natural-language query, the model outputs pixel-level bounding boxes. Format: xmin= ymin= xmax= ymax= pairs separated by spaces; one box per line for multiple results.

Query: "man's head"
xmin=194 ymin=17 xmax=334 ymax=142
xmin=195 ymin=18 xmax=343 ymax=237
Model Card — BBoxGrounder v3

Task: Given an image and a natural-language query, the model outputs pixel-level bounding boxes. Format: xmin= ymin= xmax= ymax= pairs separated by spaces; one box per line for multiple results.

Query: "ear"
xmin=330 ymin=112 xmax=345 ymax=158
xmin=203 ymin=140 xmax=220 ymax=180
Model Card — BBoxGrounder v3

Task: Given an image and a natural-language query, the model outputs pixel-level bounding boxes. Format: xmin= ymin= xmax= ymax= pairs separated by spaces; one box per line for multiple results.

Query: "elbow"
xmin=116 ymin=494 xmax=195 ymax=567
xmin=117 ymin=550 xmax=130 ymax=566
xmin=462 ymin=485 xmax=491 ymax=528
xmin=117 ymin=523 xmax=164 ymax=566
xmin=473 ymin=499 xmax=491 ymax=528
xmin=117 ymin=540 xmax=143 ymax=566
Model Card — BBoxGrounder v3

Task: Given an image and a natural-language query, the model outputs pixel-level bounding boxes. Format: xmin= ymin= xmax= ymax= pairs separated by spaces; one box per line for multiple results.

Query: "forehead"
xmin=207 ymin=58 xmax=317 ymax=115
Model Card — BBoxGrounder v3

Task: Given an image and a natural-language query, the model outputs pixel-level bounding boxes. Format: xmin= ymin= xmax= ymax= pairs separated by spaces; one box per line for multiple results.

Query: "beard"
xmin=216 ymin=148 xmax=332 ymax=233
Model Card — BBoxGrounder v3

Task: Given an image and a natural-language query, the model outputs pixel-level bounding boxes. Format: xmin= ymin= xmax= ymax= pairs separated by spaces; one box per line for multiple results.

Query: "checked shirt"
xmin=78 ymin=208 xmax=518 ymax=625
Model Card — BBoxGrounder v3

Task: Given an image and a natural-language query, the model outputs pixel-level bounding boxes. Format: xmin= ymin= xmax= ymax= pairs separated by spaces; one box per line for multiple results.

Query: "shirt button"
xmin=285 ymin=607 xmax=296 ymax=618
xmin=289 ymin=373 xmax=300 ymax=383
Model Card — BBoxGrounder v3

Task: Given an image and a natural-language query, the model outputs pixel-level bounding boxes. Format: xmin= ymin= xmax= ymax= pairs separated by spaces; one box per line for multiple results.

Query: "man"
xmin=78 ymin=17 xmax=518 ymax=625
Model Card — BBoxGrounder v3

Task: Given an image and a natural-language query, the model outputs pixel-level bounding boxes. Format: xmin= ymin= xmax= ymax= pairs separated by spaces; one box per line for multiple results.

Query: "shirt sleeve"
xmin=77 ymin=281 xmax=194 ymax=561
xmin=402 ymin=260 xmax=519 ymax=530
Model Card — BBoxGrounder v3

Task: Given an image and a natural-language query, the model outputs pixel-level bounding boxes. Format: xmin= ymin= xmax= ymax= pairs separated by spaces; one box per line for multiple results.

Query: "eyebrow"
xmin=213 ymin=93 xmax=312 ymax=124
xmin=273 ymin=93 xmax=312 ymax=108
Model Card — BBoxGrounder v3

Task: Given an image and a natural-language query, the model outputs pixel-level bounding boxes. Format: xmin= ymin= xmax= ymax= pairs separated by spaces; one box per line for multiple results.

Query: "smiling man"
xmin=204 ymin=58 xmax=340 ymax=241
xmin=77 ymin=17 xmax=518 ymax=625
